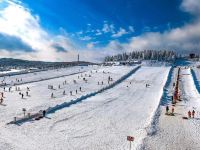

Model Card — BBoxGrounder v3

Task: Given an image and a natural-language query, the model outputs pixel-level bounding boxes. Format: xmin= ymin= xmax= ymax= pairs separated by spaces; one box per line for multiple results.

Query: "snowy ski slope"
xmin=0 ymin=66 xmax=133 ymax=124
xmin=0 ymin=66 xmax=170 ymax=150
xmin=0 ymin=66 xmax=97 ymax=86
xmin=144 ymin=67 xmax=200 ymax=150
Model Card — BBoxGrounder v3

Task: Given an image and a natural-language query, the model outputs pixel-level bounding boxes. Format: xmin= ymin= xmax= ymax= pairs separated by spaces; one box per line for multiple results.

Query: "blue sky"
xmin=0 ymin=0 xmax=200 ymax=62
xmin=22 ymin=0 xmax=191 ymax=45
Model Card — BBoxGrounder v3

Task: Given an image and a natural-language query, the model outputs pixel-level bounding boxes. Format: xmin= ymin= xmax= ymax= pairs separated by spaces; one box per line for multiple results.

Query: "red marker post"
xmin=127 ymin=136 xmax=134 ymax=150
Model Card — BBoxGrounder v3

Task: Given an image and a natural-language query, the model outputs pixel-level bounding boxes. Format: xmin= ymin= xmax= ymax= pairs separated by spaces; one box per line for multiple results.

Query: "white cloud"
xmin=1 ymin=0 xmax=200 ymax=63
xmin=129 ymin=26 xmax=135 ymax=32
xmin=102 ymin=23 xmax=115 ymax=33
xmin=0 ymin=0 xmax=77 ymax=61
xmin=76 ymin=31 xmax=83 ymax=35
xmin=102 ymin=23 xmax=110 ymax=33
xmin=102 ymin=0 xmax=200 ymax=54
xmin=95 ymin=29 xmax=102 ymax=36
xmin=79 ymin=36 xmax=92 ymax=41
xmin=143 ymin=26 xmax=151 ymax=32
xmin=109 ymin=24 xmax=115 ymax=33
xmin=181 ymin=0 xmax=200 ymax=16
xmin=112 ymin=27 xmax=128 ymax=38
xmin=126 ymin=0 xmax=200 ymax=53
xmin=86 ymin=41 xmax=99 ymax=49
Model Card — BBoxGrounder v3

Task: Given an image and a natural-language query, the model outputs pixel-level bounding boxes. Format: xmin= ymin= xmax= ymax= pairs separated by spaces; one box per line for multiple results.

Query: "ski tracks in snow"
xmin=143 ymin=67 xmax=200 ymax=150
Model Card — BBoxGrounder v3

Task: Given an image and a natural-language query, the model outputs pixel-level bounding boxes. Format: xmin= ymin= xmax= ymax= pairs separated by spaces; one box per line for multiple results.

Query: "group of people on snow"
xmin=166 ymin=105 xmax=174 ymax=115
xmin=188 ymin=110 xmax=195 ymax=118
xmin=0 ymin=92 xmax=4 ymax=104
xmin=166 ymin=105 xmax=196 ymax=119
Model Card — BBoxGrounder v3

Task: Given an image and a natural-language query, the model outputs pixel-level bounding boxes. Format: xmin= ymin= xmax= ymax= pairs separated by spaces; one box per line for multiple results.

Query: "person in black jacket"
xmin=166 ymin=106 xmax=169 ymax=114
xmin=43 ymin=110 xmax=46 ymax=117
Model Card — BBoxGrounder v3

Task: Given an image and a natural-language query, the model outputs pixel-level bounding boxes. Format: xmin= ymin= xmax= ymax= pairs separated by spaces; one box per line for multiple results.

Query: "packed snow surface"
xmin=144 ymin=67 xmax=200 ymax=150
xmin=0 ymin=66 xmax=98 ymax=86
xmin=0 ymin=66 xmax=170 ymax=150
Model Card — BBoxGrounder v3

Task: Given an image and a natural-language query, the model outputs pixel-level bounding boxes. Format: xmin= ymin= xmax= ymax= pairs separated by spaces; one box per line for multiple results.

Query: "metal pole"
xmin=130 ymin=141 xmax=131 ymax=150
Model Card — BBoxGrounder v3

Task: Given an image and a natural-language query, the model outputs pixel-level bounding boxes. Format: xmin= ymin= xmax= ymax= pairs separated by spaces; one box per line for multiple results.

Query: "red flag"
xmin=127 ymin=136 xmax=134 ymax=141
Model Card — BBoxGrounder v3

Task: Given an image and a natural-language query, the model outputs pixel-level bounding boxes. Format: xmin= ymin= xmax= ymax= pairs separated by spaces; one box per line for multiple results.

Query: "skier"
xmin=108 ymin=76 xmax=111 ymax=81
xmin=70 ymin=91 xmax=72 ymax=95
xmin=172 ymin=107 xmax=174 ymax=114
xmin=73 ymin=80 xmax=76 ymax=84
xmin=42 ymin=110 xmax=46 ymax=117
xmin=166 ymin=106 xmax=169 ymax=114
xmin=173 ymin=82 xmax=175 ymax=87
xmin=102 ymin=81 xmax=103 ymax=85
xmin=21 ymin=93 xmax=24 ymax=99
xmin=76 ymin=90 xmax=77 ymax=94
xmin=0 ymin=98 xmax=3 ymax=104
xmin=51 ymin=93 xmax=54 ymax=98
xmin=192 ymin=110 xmax=195 ymax=118
xmin=63 ymin=90 xmax=65 ymax=95
xmin=26 ymin=91 xmax=28 ymax=96
xmin=188 ymin=111 xmax=191 ymax=118
xmin=3 ymin=87 xmax=5 ymax=91
xmin=79 ymin=87 xmax=82 ymax=91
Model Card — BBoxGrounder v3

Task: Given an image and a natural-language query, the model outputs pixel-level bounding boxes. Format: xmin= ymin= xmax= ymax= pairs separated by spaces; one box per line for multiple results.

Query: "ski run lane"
xmin=0 ymin=66 xmax=99 ymax=87
xmin=0 ymin=66 xmax=170 ymax=150
xmin=144 ymin=67 xmax=200 ymax=150
xmin=0 ymin=66 xmax=133 ymax=124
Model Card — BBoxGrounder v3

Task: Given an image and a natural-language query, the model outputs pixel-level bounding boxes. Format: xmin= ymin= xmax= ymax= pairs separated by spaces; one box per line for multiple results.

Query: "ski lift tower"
xmin=78 ymin=54 xmax=80 ymax=62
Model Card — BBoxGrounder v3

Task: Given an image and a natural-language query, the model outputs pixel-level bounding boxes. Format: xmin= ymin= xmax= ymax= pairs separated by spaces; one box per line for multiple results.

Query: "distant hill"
xmin=0 ymin=58 xmax=97 ymax=69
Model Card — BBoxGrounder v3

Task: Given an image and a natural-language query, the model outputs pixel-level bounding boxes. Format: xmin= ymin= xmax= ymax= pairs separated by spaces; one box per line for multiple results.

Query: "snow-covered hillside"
xmin=1 ymin=62 xmax=200 ymax=150
xmin=0 ymin=66 xmax=98 ymax=86
xmin=0 ymin=65 xmax=171 ymax=150
xmin=144 ymin=67 xmax=200 ymax=150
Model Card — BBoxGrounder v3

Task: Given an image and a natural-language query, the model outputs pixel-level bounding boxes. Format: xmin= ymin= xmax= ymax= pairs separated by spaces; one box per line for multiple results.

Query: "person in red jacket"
xmin=172 ymin=107 xmax=174 ymax=114
xmin=188 ymin=111 xmax=191 ymax=118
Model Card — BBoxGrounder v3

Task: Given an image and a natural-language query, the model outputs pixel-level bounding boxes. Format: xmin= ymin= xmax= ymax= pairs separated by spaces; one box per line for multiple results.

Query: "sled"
xmin=182 ymin=117 xmax=188 ymax=119
xmin=165 ymin=113 xmax=170 ymax=115
xmin=165 ymin=113 xmax=175 ymax=116
xmin=35 ymin=117 xmax=40 ymax=120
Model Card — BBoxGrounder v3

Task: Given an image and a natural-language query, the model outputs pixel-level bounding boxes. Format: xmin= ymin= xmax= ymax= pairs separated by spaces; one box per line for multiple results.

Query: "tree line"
xmin=104 ymin=50 xmax=176 ymax=62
